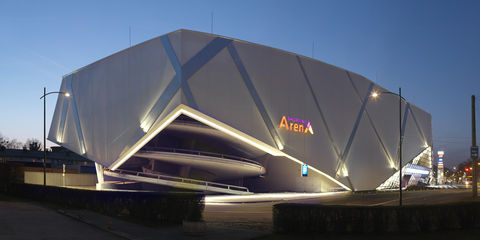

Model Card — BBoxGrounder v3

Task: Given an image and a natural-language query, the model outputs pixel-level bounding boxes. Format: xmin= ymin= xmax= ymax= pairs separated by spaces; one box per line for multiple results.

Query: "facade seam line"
xmin=345 ymin=71 xmax=394 ymax=168
xmin=296 ymin=56 xmax=342 ymax=160
xmin=227 ymin=43 xmax=284 ymax=149
xmin=336 ymin=82 xmax=375 ymax=177
xmin=161 ymin=36 xmax=198 ymax=109
xmin=408 ymin=107 xmax=428 ymax=144
xmin=66 ymin=76 xmax=87 ymax=154
xmin=57 ymin=84 xmax=70 ymax=142
xmin=141 ymin=36 xmax=232 ymax=132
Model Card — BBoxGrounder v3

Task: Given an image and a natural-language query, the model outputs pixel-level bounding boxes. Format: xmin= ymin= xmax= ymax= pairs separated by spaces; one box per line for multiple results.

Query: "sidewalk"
xmin=0 ymin=196 xmax=122 ymax=240
xmin=59 ymin=208 xmax=267 ymax=240
xmin=0 ymin=194 xmax=267 ymax=240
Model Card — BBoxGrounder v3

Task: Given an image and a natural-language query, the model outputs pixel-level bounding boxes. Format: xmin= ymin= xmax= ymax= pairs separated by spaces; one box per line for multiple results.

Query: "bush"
xmin=7 ymin=183 xmax=204 ymax=224
xmin=273 ymin=202 xmax=480 ymax=233
xmin=405 ymin=185 xmax=429 ymax=191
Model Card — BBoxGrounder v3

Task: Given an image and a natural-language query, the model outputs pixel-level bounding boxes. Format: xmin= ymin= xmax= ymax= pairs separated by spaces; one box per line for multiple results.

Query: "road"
xmin=204 ymin=189 xmax=477 ymax=231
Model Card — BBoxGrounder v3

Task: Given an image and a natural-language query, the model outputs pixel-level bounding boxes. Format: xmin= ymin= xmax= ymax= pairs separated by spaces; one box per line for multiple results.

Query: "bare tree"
xmin=0 ymin=134 xmax=26 ymax=150
xmin=0 ymin=134 xmax=6 ymax=151
xmin=6 ymin=139 xmax=22 ymax=149
xmin=25 ymin=138 xmax=42 ymax=151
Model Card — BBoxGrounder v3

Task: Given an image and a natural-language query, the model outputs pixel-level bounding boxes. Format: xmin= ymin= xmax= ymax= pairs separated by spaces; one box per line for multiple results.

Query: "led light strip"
xmin=204 ymin=191 xmax=347 ymax=204
xmin=110 ymin=104 xmax=351 ymax=191
xmin=404 ymin=168 xmax=430 ymax=175
xmin=180 ymin=107 xmax=283 ymax=157
xmin=110 ymin=105 xmax=184 ymax=170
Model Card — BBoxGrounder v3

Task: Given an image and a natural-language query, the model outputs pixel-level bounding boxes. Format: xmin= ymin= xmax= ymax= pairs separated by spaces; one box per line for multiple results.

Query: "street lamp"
xmin=40 ymin=88 xmax=70 ymax=186
xmin=371 ymin=87 xmax=406 ymax=207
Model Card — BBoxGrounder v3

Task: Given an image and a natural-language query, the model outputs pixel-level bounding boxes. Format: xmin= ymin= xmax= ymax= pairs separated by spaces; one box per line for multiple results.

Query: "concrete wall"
xmin=24 ymin=171 xmax=97 ymax=186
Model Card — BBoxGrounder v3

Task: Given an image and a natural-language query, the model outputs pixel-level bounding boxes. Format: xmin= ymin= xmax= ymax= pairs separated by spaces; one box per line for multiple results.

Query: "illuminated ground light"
xmin=204 ymin=191 xmax=348 ymax=204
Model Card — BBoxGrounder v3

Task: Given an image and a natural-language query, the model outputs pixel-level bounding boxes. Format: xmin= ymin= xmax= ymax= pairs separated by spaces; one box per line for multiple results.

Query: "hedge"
xmin=7 ymin=183 xmax=204 ymax=224
xmin=274 ymin=202 xmax=480 ymax=233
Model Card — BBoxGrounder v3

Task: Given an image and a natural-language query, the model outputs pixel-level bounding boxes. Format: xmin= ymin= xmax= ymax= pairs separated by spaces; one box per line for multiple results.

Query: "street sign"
xmin=301 ymin=164 xmax=308 ymax=177
xmin=471 ymin=146 xmax=478 ymax=159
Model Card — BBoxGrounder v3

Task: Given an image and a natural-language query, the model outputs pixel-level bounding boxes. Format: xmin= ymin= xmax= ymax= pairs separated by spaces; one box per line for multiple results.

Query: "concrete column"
xmin=95 ymin=163 xmax=104 ymax=184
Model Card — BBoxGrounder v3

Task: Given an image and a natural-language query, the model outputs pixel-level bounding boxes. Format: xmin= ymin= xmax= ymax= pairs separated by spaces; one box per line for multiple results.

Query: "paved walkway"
xmin=60 ymin=208 xmax=266 ymax=240
xmin=0 ymin=194 xmax=267 ymax=240
xmin=0 ymin=197 xmax=122 ymax=240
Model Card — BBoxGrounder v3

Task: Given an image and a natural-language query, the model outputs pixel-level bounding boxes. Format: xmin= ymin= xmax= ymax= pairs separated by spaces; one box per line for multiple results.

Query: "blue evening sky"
xmin=0 ymin=0 xmax=479 ymax=168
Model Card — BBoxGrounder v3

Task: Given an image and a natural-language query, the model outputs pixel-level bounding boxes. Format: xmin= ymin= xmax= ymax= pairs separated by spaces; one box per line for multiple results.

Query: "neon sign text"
xmin=278 ymin=116 xmax=314 ymax=134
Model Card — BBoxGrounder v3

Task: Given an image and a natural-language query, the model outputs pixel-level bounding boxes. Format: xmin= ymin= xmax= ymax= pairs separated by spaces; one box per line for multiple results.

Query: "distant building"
xmin=0 ymin=147 xmax=95 ymax=183
xmin=48 ymin=29 xmax=433 ymax=193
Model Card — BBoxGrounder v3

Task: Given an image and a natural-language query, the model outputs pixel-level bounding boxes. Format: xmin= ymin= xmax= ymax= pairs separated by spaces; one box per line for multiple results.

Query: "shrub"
xmin=7 ymin=183 xmax=204 ymax=224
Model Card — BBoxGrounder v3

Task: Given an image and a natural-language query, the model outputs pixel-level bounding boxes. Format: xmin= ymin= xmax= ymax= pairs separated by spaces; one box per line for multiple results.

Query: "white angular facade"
xmin=49 ymin=29 xmax=433 ymax=192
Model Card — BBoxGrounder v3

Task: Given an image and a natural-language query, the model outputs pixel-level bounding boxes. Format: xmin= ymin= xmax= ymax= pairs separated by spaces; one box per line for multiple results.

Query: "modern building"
xmin=48 ymin=29 xmax=433 ymax=194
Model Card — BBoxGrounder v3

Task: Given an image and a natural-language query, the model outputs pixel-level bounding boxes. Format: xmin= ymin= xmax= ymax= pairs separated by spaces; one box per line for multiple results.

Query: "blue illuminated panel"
xmin=302 ymin=164 xmax=308 ymax=177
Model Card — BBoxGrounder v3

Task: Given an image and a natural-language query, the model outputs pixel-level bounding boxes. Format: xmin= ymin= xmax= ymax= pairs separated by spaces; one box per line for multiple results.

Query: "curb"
xmin=57 ymin=209 xmax=141 ymax=240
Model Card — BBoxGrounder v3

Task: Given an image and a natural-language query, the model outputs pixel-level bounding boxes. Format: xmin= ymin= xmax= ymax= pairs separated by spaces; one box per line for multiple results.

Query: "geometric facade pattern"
xmin=377 ymin=147 xmax=432 ymax=190
xmin=48 ymin=29 xmax=432 ymax=191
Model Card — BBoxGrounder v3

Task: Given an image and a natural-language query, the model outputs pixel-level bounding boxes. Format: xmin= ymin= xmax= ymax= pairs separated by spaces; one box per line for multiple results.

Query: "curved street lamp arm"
xmin=379 ymin=91 xmax=407 ymax=102
xmin=40 ymin=91 xmax=70 ymax=99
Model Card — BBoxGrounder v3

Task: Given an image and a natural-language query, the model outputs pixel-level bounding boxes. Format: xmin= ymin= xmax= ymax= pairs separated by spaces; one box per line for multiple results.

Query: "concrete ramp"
xmin=134 ymin=149 xmax=265 ymax=179
xmin=104 ymin=169 xmax=252 ymax=195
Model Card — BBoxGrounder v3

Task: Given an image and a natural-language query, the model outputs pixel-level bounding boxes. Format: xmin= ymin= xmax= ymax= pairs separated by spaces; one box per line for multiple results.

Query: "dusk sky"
xmin=0 ymin=0 xmax=479 ymax=168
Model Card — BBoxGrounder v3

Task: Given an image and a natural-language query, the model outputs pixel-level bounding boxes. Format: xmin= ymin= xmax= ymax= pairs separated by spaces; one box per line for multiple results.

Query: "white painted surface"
xmin=24 ymin=171 xmax=97 ymax=186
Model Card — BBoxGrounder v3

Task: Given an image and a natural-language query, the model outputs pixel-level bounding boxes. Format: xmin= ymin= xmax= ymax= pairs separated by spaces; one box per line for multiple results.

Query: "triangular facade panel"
xmin=348 ymin=72 xmax=373 ymax=103
xmin=410 ymin=105 xmax=433 ymax=145
xmin=299 ymin=58 xmax=362 ymax=154
xmin=61 ymin=104 xmax=81 ymax=155
xmin=179 ymin=30 xmax=215 ymax=65
xmin=232 ymin=41 xmax=304 ymax=148
xmin=347 ymin=115 xmax=394 ymax=191
xmin=365 ymin=88 xmax=402 ymax=168
xmin=187 ymin=47 xmax=276 ymax=147
xmin=402 ymin=110 xmax=428 ymax=164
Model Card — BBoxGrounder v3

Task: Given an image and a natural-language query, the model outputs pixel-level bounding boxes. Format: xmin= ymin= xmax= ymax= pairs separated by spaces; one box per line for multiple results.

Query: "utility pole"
xmin=399 ymin=87 xmax=402 ymax=207
xmin=40 ymin=89 xmax=69 ymax=187
xmin=43 ymin=87 xmax=46 ymax=186
xmin=472 ymin=95 xmax=478 ymax=200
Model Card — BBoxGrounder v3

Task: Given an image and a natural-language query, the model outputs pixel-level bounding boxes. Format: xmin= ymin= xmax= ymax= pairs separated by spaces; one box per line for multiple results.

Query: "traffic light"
xmin=466 ymin=167 xmax=470 ymax=172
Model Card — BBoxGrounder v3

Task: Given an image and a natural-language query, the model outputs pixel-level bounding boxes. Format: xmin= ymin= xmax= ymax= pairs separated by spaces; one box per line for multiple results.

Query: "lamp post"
xmin=371 ymin=87 xmax=405 ymax=207
xmin=40 ymin=88 xmax=70 ymax=186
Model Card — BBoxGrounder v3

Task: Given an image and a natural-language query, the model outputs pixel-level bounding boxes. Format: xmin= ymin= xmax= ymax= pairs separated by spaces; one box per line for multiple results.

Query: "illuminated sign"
xmin=278 ymin=116 xmax=314 ymax=134
xmin=437 ymin=151 xmax=444 ymax=169
xmin=302 ymin=164 xmax=308 ymax=176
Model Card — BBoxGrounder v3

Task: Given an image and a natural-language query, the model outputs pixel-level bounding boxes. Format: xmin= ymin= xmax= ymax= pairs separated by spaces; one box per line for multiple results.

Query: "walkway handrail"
xmin=139 ymin=146 xmax=261 ymax=166
xmin=109 ymin=169 xmax=250 ymax=192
